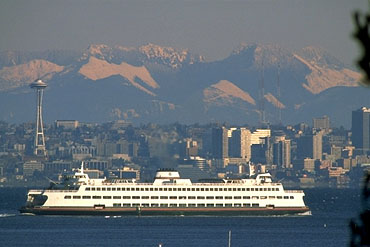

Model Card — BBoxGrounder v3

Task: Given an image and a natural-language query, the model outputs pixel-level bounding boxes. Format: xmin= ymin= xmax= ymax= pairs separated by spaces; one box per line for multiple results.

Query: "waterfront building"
xmin=23 ymin=160 xmax=44 ymax=177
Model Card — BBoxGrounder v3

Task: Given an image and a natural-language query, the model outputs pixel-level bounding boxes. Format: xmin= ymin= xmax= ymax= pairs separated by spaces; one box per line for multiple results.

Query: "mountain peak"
xmin=139 ymin=43 xmax=203 ymax=68
xmin=296 ymin=46 xmax=345 ymax=69
xmin=203 ymin=80 xmax=256 ymax=106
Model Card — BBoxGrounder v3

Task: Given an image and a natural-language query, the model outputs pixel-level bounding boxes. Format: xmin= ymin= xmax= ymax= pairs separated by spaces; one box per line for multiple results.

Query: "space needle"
xmin=30 ymin=79 xmax=47 ymax=156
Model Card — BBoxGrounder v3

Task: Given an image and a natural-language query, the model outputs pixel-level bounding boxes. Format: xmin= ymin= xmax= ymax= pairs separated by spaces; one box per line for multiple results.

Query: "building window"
xmin=243 ymin=203 xmax=251 ymax=207
xmin=103 ymin=196 xmax=112 ymax=199
xmin=179 ymin=204 xmax=186 ymax=207
xmin=179 ymin=196 xmax=186 ymax=200
xmin=113 ymin=196 xmax=121 ymax=199
xmin=151 ymin=196 xmax=159 ymax=199
xmin=151 ymin=204 xmax=159 ymax=207
xmin=206 ymin=204 xmax=214 ymax=207
xmin=290 ymin=196 xmax=294 ymax=199
xmin=132 ymin=196 xmax=140 ymax=199
xmin=170 ymin=204 xmax=177 ymax=207
xmin=82 ymin=196 xmax=91 ymax=199
xmin=73 ymin=196 xmax=81 ymax=199
xmin=234 ymin=203 xmax=242 ymax=207
xmin=234 ymin=196 xmax=241 ymax=199
xmin=160 ymin=204 xmax=168 ymax=207
xmin=113 ymin=203 xmax=121 ymax=207
xmin=170 ymin=196 xmax=177 ymax=200
xmin=243 ymin=196 xmax=250 ymax=199
xmin=215 ymin=196 xmax=223 ymax=200
xmin=206 ymin=196 xmax=214 ymax=200
xmin=188 ymin=204 xmax=196 ymax=207
xmin=225 ymin=196 xmax=232 ymax=200
xmin=216 ymin=204 xmax=223 ymax=207
xmin=122 ymin=203 xmax=130 ymax=207
xmin=142 ymin=196 xmax=149 ymax=199
xmin=160 ymin=196 xmax=168 ymax=199
xmin=197 ymin=204 xmax=205 ymax=207
xmin=64 ymin=196 xmax=71 ymax=199
xmin=93 ymin=196 xmax=101 ymax=199
xmin=260 ymin=196 xmax=267 ymax=199
xmin=122 ymin=196 xmax=131 ymax=199
xmin=252 ymin=203 xmax=259 ymax=207
xmin=85 ymin=188 xmax=90 ymax=191
xmin=197 ymin=196 xmax=205 ymax=199
xmin=142 ymin=203 xmax=149 ymax=207
xmin=188 ymin=196 xmax=196 ymax=199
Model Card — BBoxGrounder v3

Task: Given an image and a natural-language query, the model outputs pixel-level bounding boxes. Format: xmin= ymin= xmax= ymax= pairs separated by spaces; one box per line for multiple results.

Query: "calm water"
xmin=0 ymin=187 xmax=363 ymax=247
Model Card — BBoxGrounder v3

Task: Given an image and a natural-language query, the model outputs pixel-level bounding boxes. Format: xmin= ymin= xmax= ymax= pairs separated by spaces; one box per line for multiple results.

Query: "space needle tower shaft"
xmin=30 ymin=79 xmax=47 ymax=156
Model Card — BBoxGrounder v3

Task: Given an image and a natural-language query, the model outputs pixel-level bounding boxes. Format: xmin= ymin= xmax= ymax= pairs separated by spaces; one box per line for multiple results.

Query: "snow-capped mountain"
xmin=0 ymin=43 xmax=366 ymax=127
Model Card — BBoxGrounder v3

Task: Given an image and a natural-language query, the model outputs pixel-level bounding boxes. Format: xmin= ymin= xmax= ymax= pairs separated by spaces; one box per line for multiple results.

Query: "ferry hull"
xmin=20 ymin=206 xmax=310 ymax=216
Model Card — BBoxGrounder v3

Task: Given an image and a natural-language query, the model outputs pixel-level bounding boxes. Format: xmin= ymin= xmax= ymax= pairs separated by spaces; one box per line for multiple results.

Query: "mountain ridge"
xmin=0 ymin=43 xmax=366 ymax=127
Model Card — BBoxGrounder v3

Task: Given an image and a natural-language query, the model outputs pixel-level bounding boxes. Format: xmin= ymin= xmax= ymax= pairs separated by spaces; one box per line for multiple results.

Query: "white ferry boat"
xmin=20 ymin=163 xmax=310 ymax=216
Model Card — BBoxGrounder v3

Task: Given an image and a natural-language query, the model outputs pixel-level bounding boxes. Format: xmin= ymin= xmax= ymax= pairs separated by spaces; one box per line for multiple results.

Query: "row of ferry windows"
xmin=64 ymin=195 xmax=294 ymax=200
xmin=84 ymin=187 xmax=280 ymax=192
xmin=112 ymin=203 xmax=260 ymax=208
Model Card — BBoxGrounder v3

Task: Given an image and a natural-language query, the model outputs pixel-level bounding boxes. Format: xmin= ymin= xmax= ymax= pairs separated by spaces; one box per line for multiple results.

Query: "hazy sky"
xmin=0 ymin=0 xmax=367 ymax=65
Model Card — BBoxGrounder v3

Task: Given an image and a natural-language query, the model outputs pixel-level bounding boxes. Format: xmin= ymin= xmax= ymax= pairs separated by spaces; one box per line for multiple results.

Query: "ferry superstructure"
xmin=20 ymin=164 xmax=310 ymax=216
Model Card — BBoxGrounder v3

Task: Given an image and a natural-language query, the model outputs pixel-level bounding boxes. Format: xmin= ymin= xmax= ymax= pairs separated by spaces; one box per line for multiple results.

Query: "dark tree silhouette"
xmin=353 ymin=4 xmax=370 ymax=85
xmin=350 ymin=4 xmax=370 ymax=246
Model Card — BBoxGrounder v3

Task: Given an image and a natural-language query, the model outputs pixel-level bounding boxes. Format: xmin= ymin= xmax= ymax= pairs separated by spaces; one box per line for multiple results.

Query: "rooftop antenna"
xmin=30 ymin=79 xmax=47 ymax=156
xmin=258 ymin=59 xmax=266 ymax=126
xmin=277 ymin=62 xmax=282 ymax=125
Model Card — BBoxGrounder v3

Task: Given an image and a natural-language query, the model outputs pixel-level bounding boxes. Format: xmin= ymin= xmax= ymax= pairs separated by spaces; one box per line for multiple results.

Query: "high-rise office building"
xmin=352 ymin=107 xmax=370 ymax=153
xmin=211 ymin=127 xmax=228 ymax=158
xmin=228 ymin=128 xmax=251 ymax=160
xmin=297 ymin=131 xmax=323 ymax=160
xmin=313 ymin=115 xmax=330 ymax=131
xmin=273 ymin=136 xmax=291 ymax=168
